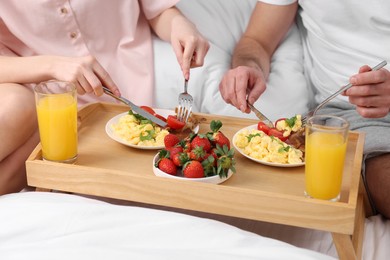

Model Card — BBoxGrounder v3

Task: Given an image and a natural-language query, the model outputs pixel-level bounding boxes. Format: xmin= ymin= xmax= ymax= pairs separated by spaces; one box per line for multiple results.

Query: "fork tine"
xmin=177 ymin=104 xmax=189 ymax=122
xmin=301 ymin=115 xmax=311 ymax=126
xmin=177 ymin=105 xmax=185 ymax=122
xmin=177 ymin=105 xmax=182 ymax=121
xmin=184 ymin=106 xmax=192 ymax=123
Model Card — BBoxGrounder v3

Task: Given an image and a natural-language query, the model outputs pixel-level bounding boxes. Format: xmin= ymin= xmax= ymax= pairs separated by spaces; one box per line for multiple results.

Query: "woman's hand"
xmin=219 ymin=66 xmax=267 ymax=113
xmin=170 ymin=15 xmax=209 ymax=80
xmin=148 ymin=7 xmax=209 ymax=80
xmin=344 ymin=65 xmax=390 ymax=118
xmin=49 ymin=55 xmax=120 ymax=97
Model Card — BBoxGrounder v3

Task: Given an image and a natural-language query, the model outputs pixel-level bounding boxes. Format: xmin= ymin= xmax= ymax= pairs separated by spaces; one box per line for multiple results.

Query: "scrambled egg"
xmin=111 ymin=114 xmax=169 ymax=146
xmin=275 ymin=115 xmax=303 ymax=137
xmin=235 ymin=128 xmax=303 ymax=164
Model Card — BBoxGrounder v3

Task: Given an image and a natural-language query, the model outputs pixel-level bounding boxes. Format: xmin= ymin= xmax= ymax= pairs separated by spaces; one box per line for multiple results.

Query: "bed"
xmin=2 ymin=1 xmax=389 ymax=259
xmin=0 ymin=192 xmax=334 ymax=260
xmin=1 ymin=191 xmax=389 ymax=260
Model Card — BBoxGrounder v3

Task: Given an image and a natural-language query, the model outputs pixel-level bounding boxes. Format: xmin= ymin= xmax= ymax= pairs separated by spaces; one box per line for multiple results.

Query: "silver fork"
xmin=301 ymin=60 xmax=387 ymax=124
xmin=177 ymin=79 xmax=193 ymax=123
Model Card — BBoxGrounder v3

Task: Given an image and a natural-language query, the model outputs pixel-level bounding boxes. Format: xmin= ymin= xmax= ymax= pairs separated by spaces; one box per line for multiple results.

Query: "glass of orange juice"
xmin=34 ymin=81 xmax=78 ymax=163
xmin=304 ymin=115 xmax=349 ymax=201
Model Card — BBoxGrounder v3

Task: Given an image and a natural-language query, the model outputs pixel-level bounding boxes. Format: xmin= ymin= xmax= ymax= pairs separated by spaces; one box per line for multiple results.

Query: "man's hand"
xmin=344 ymin=65 xmax=390 ymax=118
xmin=218 ymin=66 xmax=267 ymax=113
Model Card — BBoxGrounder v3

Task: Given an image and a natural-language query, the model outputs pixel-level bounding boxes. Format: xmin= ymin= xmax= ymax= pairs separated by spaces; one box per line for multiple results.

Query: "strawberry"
xmin=181 ymin=140 xmax=192 ymax=153
xmin=158 ymin=158 xmax=177 ymax=176
xmin=191 ymin=134 xmax=211 ymax=152
xmin=189 ymin=146 xmax=209 ymax=162
xmin=172 ymin=152 xmax=189 ymax=167
xmin=167 ymin=146 xmax=183 ymax=159
xmin=213 ymin=131 xmax=230 ymax=149
xmin=183 ymin=160 xmax=204 ymax=178
xmin=164 ymin=133 xmax=180 ymax=148
xmin=207 ymin=120 xmax=230 ymax=149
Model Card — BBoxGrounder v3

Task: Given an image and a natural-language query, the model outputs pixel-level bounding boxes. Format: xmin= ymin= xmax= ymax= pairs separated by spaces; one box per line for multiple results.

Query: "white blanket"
xmin=0 ymin=192 xmax=334 ymax=260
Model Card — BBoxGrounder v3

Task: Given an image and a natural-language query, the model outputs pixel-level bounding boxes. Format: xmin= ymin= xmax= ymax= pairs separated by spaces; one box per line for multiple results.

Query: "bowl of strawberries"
xmin=152 ymin=120 xmax=236 ymax=184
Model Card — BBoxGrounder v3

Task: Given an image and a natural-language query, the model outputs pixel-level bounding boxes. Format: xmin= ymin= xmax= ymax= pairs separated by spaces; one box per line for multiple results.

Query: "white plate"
xmin=106 ymin=109 xmax=172 ymax=150
xmin=232 ymin=124 xmax=305 ymax=167
xmin=152 ymin=154 xmax=233 ymax=184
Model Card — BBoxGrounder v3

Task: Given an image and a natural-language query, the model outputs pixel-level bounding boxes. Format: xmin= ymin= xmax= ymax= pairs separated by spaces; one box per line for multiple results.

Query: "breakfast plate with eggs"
xmin=106 ymin=108 xmax=199 ymax=150
xmin=232 ymin=116 xmax=305 ymax=167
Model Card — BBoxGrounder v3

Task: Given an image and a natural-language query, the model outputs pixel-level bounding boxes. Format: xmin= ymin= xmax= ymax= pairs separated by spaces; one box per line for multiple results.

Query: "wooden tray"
xmin=26 ymin=102 xmax=365 ymax=235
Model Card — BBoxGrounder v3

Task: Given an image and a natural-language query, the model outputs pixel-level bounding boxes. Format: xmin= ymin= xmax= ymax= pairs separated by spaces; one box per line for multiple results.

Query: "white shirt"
xmin=259 ymin=0 xmax=390 ymax=104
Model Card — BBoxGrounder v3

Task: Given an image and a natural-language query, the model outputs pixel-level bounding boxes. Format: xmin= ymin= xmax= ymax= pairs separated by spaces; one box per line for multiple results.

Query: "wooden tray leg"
xmin=332 ymin=192 xmax=366 ymax=260
xmin=352 ymin=194 xmax=365 ymax=260
xmin=332 ymin=233 xmax=357 ymax=260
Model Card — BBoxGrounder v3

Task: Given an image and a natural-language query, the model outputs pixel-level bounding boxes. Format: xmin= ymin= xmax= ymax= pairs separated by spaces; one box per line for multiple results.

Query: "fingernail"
xmin=350 ymin=77 xmax=357 ymax=84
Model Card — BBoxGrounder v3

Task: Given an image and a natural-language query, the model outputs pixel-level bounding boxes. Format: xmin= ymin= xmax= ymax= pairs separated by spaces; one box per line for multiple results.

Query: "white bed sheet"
xmin=0 ymin=192 xmax=334 ymax=260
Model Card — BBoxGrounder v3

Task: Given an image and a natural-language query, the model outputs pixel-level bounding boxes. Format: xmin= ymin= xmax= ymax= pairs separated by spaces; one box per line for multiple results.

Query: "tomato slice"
xmin=167 ymin=115 xmax=185 ymax=130
xmin=140 ymin=106 xmax=156 ymax=115
xmin=268 ymin=128 xmax=288 ymax=142
xmin=257 ymin=122 xmax=271 ymax=135
xmin=154 ymin=113 xmax=167 ymax=122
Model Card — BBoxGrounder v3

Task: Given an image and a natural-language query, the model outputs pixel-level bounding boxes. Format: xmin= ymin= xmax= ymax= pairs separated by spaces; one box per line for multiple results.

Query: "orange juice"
xmin=305 ymin=131 xmax=347 ymax=200
xmin=36 ymin=93 xmax=77 ymax=162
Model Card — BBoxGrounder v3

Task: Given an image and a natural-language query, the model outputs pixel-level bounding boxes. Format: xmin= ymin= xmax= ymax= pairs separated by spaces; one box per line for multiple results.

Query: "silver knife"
xmin=247 ymin=102 xmax=274 ymax=128
xmin=102 ymin=87 xmax=167 ymax=128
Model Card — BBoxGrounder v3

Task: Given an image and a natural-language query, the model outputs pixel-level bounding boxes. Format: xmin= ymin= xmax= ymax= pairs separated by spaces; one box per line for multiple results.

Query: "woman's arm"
xmin=148 ymin=7 xmax=209 ymax=80
xmin=0 ymin=55 xmax=120 ymax=97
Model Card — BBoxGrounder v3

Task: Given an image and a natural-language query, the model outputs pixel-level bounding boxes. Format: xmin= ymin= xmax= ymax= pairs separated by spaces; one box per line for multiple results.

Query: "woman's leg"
xmin=0 ymin=83 xmax=39 ymax=194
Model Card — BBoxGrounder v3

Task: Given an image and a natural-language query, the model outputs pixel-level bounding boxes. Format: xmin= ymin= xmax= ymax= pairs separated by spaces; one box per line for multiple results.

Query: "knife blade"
xmin=102 ymin=87 xmax=167 ymax=128
xmin=247 ymin=102 xmax=274 ymax=128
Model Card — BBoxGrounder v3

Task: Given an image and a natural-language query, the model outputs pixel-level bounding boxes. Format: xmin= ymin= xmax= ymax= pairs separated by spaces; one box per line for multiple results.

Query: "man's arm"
xmin=219 ymin=2 xmax=298 ymax=112
xmin=233 ymin=2 xmax=298 ymax=78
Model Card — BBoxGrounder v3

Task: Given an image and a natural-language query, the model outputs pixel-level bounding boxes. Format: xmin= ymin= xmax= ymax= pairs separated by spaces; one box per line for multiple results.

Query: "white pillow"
xmin=153 ymin=0 xmax=309 ymax=121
